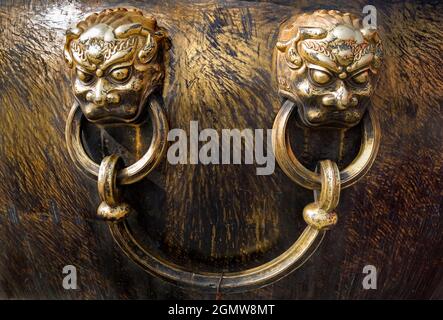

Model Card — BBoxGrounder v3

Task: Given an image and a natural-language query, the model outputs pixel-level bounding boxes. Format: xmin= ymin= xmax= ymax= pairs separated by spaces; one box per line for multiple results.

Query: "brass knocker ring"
xmin=65 ymin=96 xmax=169 ymax=185
xmin=272 ymin=100 xmax=381 ymax=190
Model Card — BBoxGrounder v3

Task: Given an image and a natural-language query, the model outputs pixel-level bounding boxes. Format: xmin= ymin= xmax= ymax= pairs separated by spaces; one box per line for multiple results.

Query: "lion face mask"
xmin=276 ymin=10 xmax=383 ymax=128
xmin=63 ymin=8 xmax=168 ymax=124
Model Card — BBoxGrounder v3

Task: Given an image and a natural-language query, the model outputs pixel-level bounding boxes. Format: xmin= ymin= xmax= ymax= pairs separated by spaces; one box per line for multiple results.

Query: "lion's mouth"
xmin=81 ymin=103 xmax=140 ymax=124
xmin=297 ymin=105 xmax=363 ymax=129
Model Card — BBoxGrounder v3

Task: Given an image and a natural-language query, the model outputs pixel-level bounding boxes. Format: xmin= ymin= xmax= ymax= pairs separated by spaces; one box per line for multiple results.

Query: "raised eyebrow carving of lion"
xmin=276 ymin=9 xmax=383 ymax=74
xmin=64 ymin=7 xmax=170 ymax=72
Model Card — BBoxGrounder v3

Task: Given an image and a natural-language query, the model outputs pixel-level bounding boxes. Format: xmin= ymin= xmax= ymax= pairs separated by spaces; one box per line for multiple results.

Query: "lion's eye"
xmin=352 ymin=71 xmax=369 ymax=84
xmin=310 ymin=69 xmax=332 ymax=85
xmin=76 ymin=69 xmax=93 ymax=83
xmin=110 ymin=68 xmax=130 ymax=82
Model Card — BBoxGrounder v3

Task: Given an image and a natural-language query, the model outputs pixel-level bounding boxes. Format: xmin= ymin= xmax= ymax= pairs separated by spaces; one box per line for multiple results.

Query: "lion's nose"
xmin=321 ymin=83 xmax=358 ymax=110
xmin=335 ymin=83 xmax=357 ymax=110
xmin=86 ymin=79 xmax=107 ymax=107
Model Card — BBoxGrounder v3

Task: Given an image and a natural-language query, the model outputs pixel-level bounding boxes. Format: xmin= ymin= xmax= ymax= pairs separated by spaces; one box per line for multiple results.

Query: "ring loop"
xmin=306 ymin=160 xmax=340 ymax=230
xmin=98 ymin=154 xmax=122 ymax=207
xmin=65 ymin=96 xmax=169 ymax=185
xmin=272 ymin=99 xmax=381 ymax=190
xmin=97 ymin=154 xmax=132 ymax=221
xmin=315 ymin=160 xmax=341 ymax=212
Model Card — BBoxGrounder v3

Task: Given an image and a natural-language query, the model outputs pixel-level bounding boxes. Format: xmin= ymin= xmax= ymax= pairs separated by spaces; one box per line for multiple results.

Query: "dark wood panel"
xmin=0 ymin=0 xmax=441 ymax=299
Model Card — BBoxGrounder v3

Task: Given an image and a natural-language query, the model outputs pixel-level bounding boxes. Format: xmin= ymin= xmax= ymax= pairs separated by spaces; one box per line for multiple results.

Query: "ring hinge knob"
xmin=303 ymin=160 xmax=341 ymax=230
xmin=97 ymin=154 xmax=133 ymax=221
xmin=303 ymin=204 xmax=338 ymax=231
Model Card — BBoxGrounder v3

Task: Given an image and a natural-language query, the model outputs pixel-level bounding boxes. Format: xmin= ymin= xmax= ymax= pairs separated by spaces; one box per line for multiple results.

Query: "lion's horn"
xmin=276 ymin=40 xmax=291 ymax=52
xmin=298 ymin=27 xmax=327 ymax=40
xmin=64 ymin=27 xmax=82 ymax=68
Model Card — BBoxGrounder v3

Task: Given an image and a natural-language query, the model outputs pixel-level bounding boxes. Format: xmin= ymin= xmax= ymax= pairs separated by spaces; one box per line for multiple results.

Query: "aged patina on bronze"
xmin=64 ymin=8 xmax=382 ymax=293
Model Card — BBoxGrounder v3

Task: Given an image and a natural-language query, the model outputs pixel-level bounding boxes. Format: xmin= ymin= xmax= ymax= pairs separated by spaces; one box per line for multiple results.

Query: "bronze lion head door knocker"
xmin=64 ymin=8 xmax=383 ymax=294
xmin=64 ymin=8 xmax=170 ymax=218
xmin=273 ymin=10 xmax=382 ymax=229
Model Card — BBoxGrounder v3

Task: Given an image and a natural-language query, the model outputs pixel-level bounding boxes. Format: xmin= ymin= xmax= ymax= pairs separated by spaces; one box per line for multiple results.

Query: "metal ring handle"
xmin=272 ymin=99 xmax=381 ymax=190
xmin=97 ymin=155 xmax=132 ymax=221
xmin=316 ymin=160 xmax=340 ymax=212
xmin=65 ymin=96 xmax=169 ymax=185
xmin=110 ymin=220 xmax=323 ymax=293
xmin=109 ymin=160 xmax=340 ymax=293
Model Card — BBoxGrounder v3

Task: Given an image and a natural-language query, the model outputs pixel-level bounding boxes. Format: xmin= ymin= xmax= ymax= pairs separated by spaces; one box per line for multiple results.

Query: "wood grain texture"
xmin=0 ymin=0 xmax=441 ymax=299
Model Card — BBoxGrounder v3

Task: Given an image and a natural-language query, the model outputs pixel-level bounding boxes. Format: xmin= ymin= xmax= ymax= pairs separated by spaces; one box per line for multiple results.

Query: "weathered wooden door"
xmin=0 ymin=0 xmax=441 ymax=299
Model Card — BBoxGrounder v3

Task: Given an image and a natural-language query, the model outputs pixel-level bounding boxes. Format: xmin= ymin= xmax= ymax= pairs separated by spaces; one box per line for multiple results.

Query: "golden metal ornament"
xmin=63 ymin=8 xmax=382 ymax=293
xmin=270 ymin=9 xmax=383 ymax=290
xmin=64 ymin=8 xmax=170 ymax=185
xmin=64 ymin=7 xmax=170 ymax=125
xmin=65 ymin=97 xmax=168 ymax=185
xmin=64 ymin=7 xmax=170 ymax=223
xmin=97 ymin=155 xmax=133 ymax=221
xmin=275 ymin=9 xmax=383 ymax=129
xmin=272 ymin=9 xmax=383 ymax=189
xmin=303 ymin=160 xmax=340 ymax=230
xmin=272 ymin=99 xmax=381 ymax=190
